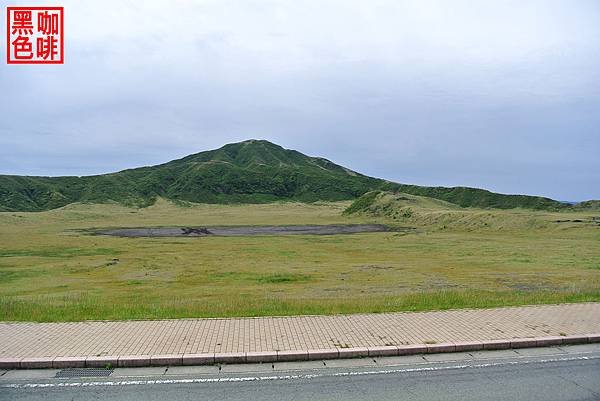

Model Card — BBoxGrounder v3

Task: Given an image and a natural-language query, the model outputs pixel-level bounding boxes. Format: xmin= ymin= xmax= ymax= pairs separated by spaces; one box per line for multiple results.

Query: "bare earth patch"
xmin=96 ymin=224 xmax=391 ymax=237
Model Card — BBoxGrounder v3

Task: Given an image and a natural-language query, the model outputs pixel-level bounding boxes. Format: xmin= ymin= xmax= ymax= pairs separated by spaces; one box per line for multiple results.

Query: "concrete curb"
xmin=2 ymin=333 xmax=599 ymax=369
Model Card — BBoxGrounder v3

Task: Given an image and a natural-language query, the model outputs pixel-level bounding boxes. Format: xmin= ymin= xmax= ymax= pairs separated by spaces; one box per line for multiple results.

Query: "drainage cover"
xmin=55 ymin=368 xmax=114 ymax=378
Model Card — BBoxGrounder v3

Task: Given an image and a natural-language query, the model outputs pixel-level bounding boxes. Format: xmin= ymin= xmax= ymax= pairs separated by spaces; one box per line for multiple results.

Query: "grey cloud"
xmin=0 ymin=0 xmax=599 ymax=200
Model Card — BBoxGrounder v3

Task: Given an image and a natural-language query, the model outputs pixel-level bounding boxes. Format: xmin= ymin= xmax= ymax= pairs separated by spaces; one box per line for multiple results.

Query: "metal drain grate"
xmin=55 ymin=368 xmax=114 ymax=378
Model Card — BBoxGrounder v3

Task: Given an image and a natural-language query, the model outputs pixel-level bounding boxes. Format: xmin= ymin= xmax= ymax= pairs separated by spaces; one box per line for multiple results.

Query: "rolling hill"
xmin=342 ymin=190 xmax=569 ymax=231
xmin=0 ymin=139 xmax=575 ymax=212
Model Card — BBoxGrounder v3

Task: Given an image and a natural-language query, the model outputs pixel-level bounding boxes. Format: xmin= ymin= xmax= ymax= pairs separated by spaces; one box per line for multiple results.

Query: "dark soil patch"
xmin=96 ymin=224 xmax=392 ymax=238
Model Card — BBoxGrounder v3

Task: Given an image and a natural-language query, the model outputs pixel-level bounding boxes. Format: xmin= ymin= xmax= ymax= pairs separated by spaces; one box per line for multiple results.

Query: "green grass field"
xmin=0 ymin=198 xmax=599 ymax=322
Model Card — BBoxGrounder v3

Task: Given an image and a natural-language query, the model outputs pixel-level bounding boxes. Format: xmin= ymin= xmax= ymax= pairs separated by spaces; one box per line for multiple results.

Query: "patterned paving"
xmin=1 ymin=303 xmax=599 ymax=358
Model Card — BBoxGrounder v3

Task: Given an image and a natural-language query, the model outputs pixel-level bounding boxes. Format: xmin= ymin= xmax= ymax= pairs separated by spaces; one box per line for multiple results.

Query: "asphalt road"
xmin=2 ymin=345 xmax=599 ymax=401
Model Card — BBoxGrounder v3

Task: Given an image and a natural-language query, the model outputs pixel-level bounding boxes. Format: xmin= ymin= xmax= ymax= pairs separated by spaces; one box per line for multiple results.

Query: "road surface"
xmin=1 ymin=344 xmax=599 ymax=400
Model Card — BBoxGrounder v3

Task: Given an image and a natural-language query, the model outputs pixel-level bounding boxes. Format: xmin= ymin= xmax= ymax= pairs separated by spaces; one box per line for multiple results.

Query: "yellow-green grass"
xmin=0 ymin=199 xmax=599 ymax=322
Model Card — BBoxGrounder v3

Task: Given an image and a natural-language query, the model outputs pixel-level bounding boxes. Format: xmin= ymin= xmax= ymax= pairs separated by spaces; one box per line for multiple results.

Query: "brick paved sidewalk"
xmin=1 ymin=303 xmax=599 ymax=368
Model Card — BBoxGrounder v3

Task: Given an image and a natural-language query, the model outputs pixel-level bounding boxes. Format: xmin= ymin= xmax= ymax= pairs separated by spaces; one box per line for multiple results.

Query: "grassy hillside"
xmin=0 ymin=140 xmax=383 ymax=211
xmin=344 ymin=191 xmax=600 ymax=231
xmin=394 ymin=184 xmax=568 ymax=210
xmin=0 ymin=139 xmax=576 ymax=212
xmin=573 ymin=200 xmax=600 ymax=211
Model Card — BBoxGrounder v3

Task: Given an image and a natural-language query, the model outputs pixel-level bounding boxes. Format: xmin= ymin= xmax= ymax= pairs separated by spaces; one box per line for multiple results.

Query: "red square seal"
xmin=6 ymin=6 xmax=64 ymax=64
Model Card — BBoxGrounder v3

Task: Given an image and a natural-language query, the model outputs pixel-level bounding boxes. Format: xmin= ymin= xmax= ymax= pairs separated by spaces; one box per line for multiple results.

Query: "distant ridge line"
xmin=0 ymin=139 xmax=580 ymax=212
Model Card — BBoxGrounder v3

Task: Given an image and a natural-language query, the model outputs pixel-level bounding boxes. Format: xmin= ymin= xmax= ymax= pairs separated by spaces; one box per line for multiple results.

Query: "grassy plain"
xmin=0 ymin=198 xmax=599 ymax=321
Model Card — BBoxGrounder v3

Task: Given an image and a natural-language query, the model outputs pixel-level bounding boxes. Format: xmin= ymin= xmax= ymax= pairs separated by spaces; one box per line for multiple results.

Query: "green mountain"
xmin=572 ymin=200 xmax=600 ymax=211
xmin=0 ymin=139 xmax=572 ymax=212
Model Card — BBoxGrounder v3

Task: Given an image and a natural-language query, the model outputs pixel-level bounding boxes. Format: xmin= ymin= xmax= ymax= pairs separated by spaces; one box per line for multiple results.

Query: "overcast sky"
xmin=1 ymin=0 xmax=599 ymax=201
